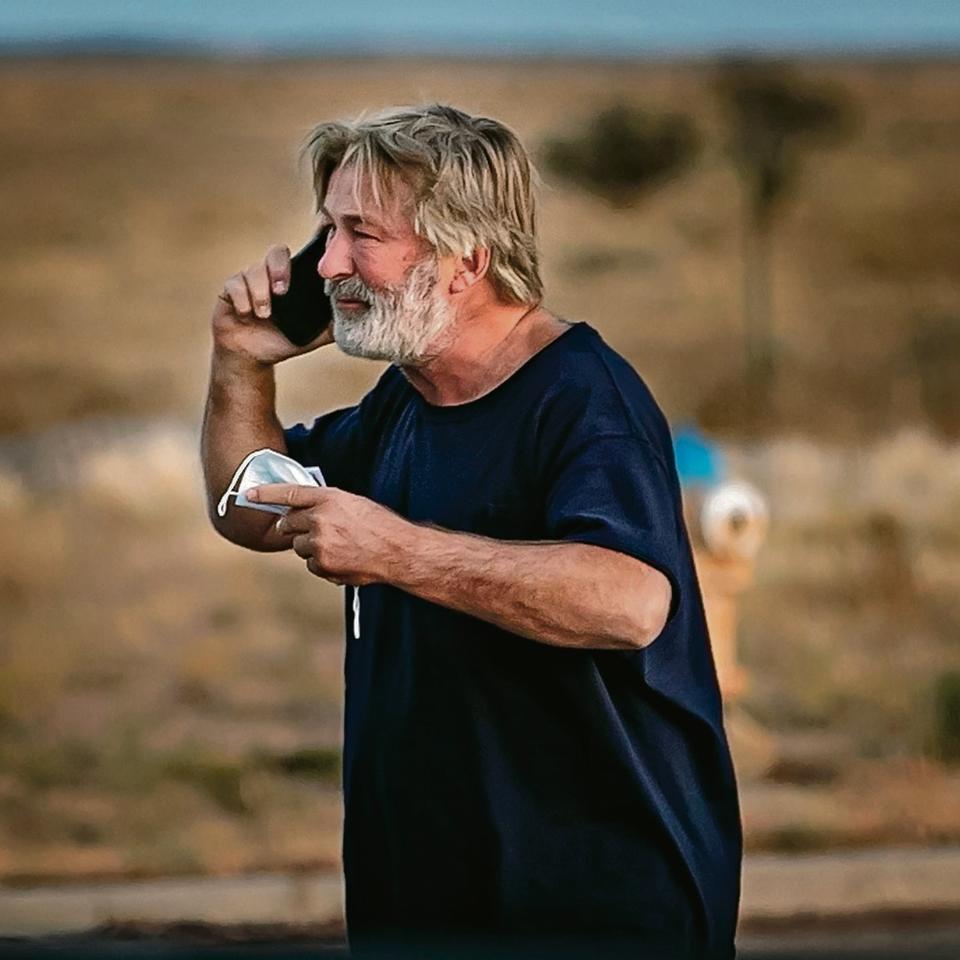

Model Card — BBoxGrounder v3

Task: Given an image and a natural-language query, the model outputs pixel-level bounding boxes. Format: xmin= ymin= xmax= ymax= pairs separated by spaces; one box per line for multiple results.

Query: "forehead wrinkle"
xmin=325 ymin=160 xmax=417 ymax=236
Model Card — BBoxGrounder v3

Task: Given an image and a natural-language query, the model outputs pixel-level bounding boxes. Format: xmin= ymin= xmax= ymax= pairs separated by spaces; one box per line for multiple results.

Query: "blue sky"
xmin=1 ymin=0 xmax=958 ymax=55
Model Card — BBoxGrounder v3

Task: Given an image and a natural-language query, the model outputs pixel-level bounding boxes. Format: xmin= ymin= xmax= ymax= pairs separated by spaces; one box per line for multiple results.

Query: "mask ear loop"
xmin=352 ymin=587 xmax=360 ymax=639
xmin=216 ymin=448 xmax=272 ymax=517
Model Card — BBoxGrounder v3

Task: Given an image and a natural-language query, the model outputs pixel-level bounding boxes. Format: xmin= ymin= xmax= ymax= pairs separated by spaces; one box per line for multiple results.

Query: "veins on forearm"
xmin=384 ymin=524 xmax=653 ymax=650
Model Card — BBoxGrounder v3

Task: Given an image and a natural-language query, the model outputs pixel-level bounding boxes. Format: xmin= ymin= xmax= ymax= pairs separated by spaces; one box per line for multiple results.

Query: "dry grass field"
xmin=0 ymin=55 xmax=958 ymax=884
xmin=2 ymin=55 xmax=959 ymax=438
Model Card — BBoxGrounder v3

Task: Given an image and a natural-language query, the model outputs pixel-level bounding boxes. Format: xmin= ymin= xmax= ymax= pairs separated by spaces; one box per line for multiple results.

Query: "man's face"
xmin=318 ymin=163 xmax=455 ymax=364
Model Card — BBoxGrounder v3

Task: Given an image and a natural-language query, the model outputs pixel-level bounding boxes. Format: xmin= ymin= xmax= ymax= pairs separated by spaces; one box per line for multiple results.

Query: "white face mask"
xmin=216 ymin=448 xmax=326 ymax=518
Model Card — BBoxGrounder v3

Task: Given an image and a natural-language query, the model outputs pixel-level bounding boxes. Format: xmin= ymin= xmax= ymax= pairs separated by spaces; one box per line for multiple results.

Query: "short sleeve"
xmin=283 ymin=405 xmax=365 ymax=493
xmin=283 ymin=364 xmax=408 ymax=495
xmin=543 ymin=432 xmax=684 ymax=624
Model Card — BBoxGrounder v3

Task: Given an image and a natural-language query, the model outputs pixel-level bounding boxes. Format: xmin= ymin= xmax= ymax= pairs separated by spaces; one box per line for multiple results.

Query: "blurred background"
xmin=1 ymin=1 xmax=959 ymax=955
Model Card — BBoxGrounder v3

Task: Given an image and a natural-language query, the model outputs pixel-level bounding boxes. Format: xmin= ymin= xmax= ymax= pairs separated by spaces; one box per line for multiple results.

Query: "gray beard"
xmin=325 ymin=256 xmax=455 ymax=364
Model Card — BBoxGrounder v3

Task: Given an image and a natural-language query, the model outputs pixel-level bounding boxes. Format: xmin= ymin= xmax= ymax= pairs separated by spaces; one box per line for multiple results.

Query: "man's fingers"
xmin=247 ymin=483 xmax=326 ymax=508
xmin=222 ymin=274 xmax=253 ymax=318
xmin=275 ymin=509 xmax=314 ymax=535
xmin=291 ymin=532 xmax=313 ymax=560
xmin=244 ymin=262 xmax=273 ymax=320
xmin=305 ymin=556 xmax=345 ymax=586
xmin=217 ymin=244 xmax=290 ymax=322
xmin=265 ymin=244 xmax=291 ymax=296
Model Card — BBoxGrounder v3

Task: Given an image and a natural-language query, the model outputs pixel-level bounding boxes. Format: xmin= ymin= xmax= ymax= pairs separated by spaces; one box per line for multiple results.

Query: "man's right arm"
xmin=201 ymin=347 xmax=291 ymax=551
xmin=201 ymin=242 xmax=333 ymax=552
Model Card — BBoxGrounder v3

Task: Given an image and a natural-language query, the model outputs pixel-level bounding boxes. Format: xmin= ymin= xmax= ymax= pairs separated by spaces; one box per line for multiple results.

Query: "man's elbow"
xmin=206 ymin=506 xmax=289 ymax=553
xmin=625 ymin=566 xmax=673 ymax=649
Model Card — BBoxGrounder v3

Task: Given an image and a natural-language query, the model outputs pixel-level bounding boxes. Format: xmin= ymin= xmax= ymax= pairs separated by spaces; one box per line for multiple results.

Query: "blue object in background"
xmin=673 ymin=423 xmax=724 ymax=490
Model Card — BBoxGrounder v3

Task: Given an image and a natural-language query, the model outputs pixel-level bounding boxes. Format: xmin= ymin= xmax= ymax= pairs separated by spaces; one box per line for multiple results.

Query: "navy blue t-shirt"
xmin=284 ymin=322 xmax=741 ymax=959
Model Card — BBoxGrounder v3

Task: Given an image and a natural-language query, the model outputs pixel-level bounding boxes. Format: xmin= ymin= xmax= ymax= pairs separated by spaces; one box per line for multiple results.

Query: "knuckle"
xmin=224 ymin=281 xmax=251 ymax=314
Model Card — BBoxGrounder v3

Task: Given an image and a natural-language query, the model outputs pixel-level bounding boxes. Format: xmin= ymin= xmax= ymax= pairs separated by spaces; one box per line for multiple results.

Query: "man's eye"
xmin=354 ymin=230 xmax=378 ymax=240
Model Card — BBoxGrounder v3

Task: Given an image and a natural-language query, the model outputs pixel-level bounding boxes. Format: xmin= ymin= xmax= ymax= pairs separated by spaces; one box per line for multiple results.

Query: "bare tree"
xmin=715 ymin=60 xmax=853 ymax=409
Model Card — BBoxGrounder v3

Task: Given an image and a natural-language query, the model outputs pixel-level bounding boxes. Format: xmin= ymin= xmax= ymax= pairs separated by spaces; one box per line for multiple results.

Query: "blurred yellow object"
xmin=685 ymin=480 xmax=769 ymax=707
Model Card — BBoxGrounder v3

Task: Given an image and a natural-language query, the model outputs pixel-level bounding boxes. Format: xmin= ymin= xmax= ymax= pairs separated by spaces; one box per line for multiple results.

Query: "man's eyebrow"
xmin=319 ymin=204 xmax=385 ymax=228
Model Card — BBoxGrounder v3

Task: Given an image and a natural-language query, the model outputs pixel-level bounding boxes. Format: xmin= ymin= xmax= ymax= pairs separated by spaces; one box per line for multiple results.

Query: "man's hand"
xmin=246 ymin=484 xmax=409 ymax=585
xmin=213 ymin=244 xmax=334 ymax=366
xmin=247 ymin=482 xmax=671 ymax=651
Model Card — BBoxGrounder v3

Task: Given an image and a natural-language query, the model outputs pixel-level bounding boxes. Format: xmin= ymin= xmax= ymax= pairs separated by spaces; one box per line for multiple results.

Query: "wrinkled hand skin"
xmin=245 ymin=482 xmax=671 ymax=651
xmin=246 ymin=483 xmax=408 ymax=586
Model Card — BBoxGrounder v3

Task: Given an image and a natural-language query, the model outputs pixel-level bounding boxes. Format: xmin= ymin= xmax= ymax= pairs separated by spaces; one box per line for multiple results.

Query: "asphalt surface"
xmin=3 ymin=848 xmax=960 ymax=957
xmin=3 ymin=930 xmax=960 ymax=959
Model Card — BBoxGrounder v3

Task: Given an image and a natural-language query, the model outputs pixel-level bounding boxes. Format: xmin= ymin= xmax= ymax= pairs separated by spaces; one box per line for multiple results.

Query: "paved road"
xmin=2 ymin=847 xmax=960 ymax=956
xmin=0 ymin=872 xmax=344 ymax=937
xmin=3 ymin=928 xmax=960 ymax=959
xmin=741 ymin=846 xmax=960 ymax=920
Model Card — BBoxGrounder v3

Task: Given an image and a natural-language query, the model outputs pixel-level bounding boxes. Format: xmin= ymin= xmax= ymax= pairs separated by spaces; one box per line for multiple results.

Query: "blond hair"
xmin=301 ymin=104 xmax=542 ymax=305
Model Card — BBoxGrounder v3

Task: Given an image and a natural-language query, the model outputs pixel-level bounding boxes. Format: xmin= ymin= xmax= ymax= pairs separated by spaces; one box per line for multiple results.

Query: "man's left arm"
xmin=245 ymin=484 xmax=672 ymax=651
xmin=393 ymin=524 xmax=672 ymax=650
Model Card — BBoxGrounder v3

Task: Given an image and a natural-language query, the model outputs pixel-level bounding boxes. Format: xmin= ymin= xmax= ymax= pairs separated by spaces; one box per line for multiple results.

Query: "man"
xmin=202 ymin=104 xmax=741 ymax=959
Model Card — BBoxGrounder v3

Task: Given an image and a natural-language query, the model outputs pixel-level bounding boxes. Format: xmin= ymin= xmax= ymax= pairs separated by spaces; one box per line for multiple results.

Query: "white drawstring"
xmin=220 ymin=451 xmax=354 ymax=634
xmin=216 ymin=447 xmax=273 ymax=517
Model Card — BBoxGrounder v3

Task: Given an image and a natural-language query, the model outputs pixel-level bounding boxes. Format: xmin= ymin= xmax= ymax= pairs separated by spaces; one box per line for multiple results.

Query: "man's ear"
xmin=449 ymin=247 xmax=491 ymax=294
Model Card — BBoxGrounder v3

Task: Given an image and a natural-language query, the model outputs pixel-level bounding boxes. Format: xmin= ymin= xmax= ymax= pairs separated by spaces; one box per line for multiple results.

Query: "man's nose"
xmin=318 ymin=229 xmax=353 ymax=282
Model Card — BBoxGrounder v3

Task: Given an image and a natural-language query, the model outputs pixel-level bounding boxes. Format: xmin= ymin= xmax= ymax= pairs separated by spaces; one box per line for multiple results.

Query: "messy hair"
xmin=301 ymin=104 xmax=543 ymax=305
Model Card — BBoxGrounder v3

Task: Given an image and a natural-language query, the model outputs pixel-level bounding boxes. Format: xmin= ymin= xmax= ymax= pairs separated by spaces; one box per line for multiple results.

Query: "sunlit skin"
xmin=318 ymin=162 xmax=569 ymax=404
xmin=205 ymin=161 xmax=673 ymax=650
xmin=318 ymin=163 xmax=437 ymax=293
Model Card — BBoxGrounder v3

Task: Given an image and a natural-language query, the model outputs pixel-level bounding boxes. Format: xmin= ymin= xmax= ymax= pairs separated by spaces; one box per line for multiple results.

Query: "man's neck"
xmin=399 ymin=300 xmax=570 ymax=406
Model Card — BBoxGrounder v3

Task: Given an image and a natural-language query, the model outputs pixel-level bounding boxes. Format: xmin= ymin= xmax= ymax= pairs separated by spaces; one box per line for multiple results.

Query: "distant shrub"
xmin=13 ymin=740 xmax=101 ymax=791
xmin=257 ymin=747 xmax=341 ymax=783
xmin=541 ymin=103 xmax=701 ymax=206
xmin=931 ymin=671 xmax=960 ymax=764
xmin=764 ymin=826 xmax=832 ymax=854
xmin=165 ymin=753 xmax=250 ymax=816
xmin=163 ymin=746 xmax=342 ymax=815
xmin=912 ymin=314 xmax=960 ymax=440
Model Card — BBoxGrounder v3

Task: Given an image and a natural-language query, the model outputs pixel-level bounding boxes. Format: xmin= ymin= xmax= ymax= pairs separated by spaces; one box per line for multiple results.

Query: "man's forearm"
xmin=383 ymin=523 xmax=672 ymax=650
xmin=201 ymin=347 xmax=288 ymax=551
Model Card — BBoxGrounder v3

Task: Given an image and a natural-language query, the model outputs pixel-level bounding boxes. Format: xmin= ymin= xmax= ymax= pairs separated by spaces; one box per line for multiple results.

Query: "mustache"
xmin=324 ymin=276 xmax=374 ymax=303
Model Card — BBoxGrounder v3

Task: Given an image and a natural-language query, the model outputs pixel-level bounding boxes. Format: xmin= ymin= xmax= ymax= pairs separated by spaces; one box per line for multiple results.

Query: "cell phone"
xmin=270 ymin=226 xmax=333 ymax=346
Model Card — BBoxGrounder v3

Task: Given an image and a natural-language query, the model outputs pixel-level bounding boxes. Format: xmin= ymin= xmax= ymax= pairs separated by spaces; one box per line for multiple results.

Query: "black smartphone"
xmin=270 ymin=226 xmax=333 ymax=346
